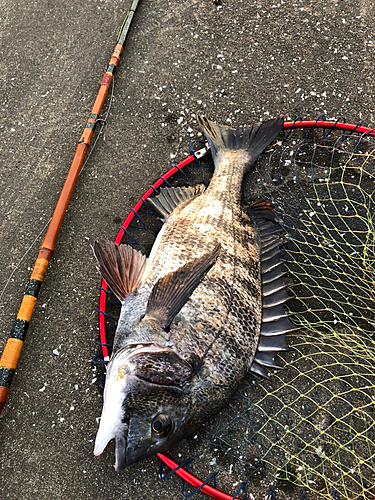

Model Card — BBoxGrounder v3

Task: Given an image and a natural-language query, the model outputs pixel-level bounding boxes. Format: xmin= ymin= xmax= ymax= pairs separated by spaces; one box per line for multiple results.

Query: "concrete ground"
xmin=0 ymin=0 xmax=374 ymax=499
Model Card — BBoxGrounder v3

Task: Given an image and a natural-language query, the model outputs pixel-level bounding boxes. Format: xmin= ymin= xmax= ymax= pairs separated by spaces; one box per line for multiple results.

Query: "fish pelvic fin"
xmin=148 ymin=185 xmax=205 ymax=220
xmin=93 ymin=241 xmax=149 ymax=301
xmin=197 ymin=116 xmax=284 ymax=170
xmin=144 ymin=243 xmax=221 ymax=330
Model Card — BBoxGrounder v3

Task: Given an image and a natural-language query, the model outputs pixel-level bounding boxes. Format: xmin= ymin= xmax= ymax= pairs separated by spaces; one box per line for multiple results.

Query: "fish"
xmin=92 ymin=115 xmax=296 ymax=470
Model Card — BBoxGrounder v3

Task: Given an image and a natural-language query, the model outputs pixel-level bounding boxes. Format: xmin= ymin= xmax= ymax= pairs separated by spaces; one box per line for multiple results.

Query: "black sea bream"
xmin=93 ymin=116 xmax=295 ymax=470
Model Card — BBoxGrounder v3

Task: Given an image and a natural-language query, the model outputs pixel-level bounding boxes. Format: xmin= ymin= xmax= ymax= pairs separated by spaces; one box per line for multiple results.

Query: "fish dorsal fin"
xmin=197 ymin=116 xmax=284 ymax=170
xmin=248 ymin=201 xmax=296 ymax=378
xmin=93 ymin=241 xmax=149 ymax=301
xmin=144 ymin=244 xmax=221 ymax=330
xmin=148 ymin=185 xmax=206 ymax=219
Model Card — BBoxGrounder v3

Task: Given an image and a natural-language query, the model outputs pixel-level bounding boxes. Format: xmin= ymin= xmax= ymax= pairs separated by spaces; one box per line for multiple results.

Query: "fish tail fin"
xmin=197 ymin=116 xmax=284 ymax=170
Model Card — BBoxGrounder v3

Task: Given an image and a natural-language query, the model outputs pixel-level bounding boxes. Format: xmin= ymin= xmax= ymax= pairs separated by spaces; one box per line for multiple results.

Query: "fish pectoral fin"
xmin=148 ymin=185 xmax=206 ymax=219
xmin=93 ymin=241 xmax=149 ymax=301
xmin=144 ymin=244 xmax=221 ymax=330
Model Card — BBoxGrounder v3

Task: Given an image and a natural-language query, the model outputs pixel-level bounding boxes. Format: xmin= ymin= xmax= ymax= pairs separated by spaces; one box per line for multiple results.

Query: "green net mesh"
xmin=100 ymin=126 xmax=375 ymax=500
xmin=239 ymin=131 xmax=375 ymax=499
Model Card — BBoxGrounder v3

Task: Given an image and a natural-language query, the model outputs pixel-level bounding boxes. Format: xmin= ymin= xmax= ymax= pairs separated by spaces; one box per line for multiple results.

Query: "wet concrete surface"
xmin=0 ymin=0 xmax=374 ymax=498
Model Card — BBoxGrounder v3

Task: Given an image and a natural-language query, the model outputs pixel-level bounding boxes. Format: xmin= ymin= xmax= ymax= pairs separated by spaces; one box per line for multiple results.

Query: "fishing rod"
xmin=0 ymin=0 xmax=141 ymax=415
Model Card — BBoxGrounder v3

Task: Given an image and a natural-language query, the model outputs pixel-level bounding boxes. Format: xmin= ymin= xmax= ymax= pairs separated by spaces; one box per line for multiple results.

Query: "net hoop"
xmin=97 ymin=118 xmax=375 ymax=500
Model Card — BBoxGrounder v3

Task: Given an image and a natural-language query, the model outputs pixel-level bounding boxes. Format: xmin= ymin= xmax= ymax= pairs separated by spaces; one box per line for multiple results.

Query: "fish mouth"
xmin=94 ymin=419 xmax=129 ymax=471
xmin=114 ymin=423 xmax=129 ymax=471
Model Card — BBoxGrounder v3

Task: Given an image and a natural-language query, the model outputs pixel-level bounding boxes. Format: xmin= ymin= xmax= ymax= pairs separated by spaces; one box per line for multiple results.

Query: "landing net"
xmin=96 ymin=118 xmax=375 ymax=500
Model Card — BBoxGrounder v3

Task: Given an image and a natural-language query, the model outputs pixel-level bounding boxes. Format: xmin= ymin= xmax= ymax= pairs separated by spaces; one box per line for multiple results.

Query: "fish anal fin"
xmin=148 ymin=185 xmax=205 ymax=219
xmin=249 ymin=199 xmax=277 ymax=219
xmin=144 ymin=244 xmax=221 ymax=330
xmin=93 ymin=241 xmax=148 ymax=301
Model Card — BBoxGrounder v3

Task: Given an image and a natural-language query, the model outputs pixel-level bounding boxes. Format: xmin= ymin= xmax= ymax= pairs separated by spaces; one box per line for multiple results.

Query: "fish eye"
xmin=151 ymin=414 xmax=172 ymax=437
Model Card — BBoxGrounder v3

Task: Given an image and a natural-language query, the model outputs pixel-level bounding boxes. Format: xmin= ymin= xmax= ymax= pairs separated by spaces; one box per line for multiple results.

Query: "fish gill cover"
xmin=96 ymin=121 xmax=375 ymax=500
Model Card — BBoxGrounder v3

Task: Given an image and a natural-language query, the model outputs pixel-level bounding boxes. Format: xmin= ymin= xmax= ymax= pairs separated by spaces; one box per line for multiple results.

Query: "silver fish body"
xmin=93 ymin=116 xmax=287 ymax=469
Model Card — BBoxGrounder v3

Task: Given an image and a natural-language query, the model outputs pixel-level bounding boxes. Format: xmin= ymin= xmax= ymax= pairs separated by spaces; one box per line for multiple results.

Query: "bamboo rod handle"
xmin=0 ymin=0 xmax=140 ymax=414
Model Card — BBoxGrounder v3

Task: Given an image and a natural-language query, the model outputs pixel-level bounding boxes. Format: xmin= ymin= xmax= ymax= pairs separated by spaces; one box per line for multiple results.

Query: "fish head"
xmin=94 ymin=342 xmax=198 ymax=470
